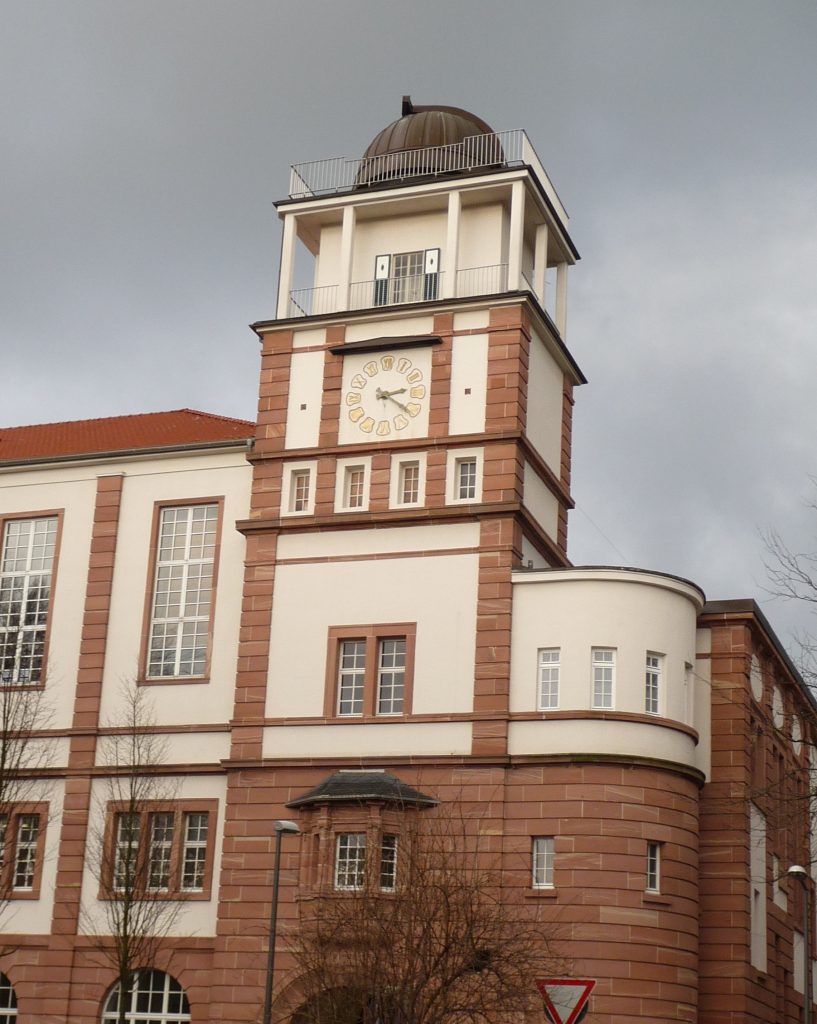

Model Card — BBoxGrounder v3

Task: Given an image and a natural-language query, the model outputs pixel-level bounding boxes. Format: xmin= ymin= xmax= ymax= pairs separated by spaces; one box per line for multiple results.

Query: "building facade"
xmin=0 ymin=100 xmax=815 ymax=1023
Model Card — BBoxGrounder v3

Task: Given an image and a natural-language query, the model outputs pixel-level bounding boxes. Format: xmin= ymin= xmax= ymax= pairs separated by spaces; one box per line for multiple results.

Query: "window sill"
xmin=6 ymin=889 xmax=41 ymax=901
xmin=642 ymin=893 xmax=672 ymax=907
xmin=139 ymin=675 xmax=210 ymax=687
xmin=97 ymin=888 xmax=213 ymax=903
xmin=525 ymin=888 xmax=557 ymax=900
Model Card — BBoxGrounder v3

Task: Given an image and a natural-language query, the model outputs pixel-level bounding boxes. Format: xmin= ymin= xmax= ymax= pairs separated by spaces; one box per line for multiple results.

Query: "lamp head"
xmin=787 ymin=864 xmax=808 ymax=880
xmin=273 ymin=819 xmax=300 ymax=835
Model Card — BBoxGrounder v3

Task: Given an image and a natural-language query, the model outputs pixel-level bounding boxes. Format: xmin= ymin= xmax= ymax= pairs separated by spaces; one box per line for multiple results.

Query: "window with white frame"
xmin=380 ymin=834 xmax=398 ymax=891
xmin=110 ymin=804 xmax=215 ymax=896
xmin=399 ymin=461 xmax=420 ymax=504
xmin=377 ymin=639 xmax=406 ymax=715
xmin=335 ymin=458 xmax=371 ymax=512
xmin=0 ymin=806 xmax=47 ymax=898
xmin=390 ymin=453 xmax=426 ymax=508
xmin=337 ymin=640 xmax=367 ymax=716
xmin=146 ymin=504 xmax=217 ymax=678
xmin=290 ymin=468 xmax=312 ymax=513
xmin=335 ymin=832 xmax=367 ymax=890
xmin=446 ymin=448 xmax=483 ymax=505
xmin=646 ymin=841 xmax=661 ymax=892
xmin=532 ymin=836 xmax=554 ymax=889
xmin=0 ymin=515 xmax=58 ymax=685
xmin=102 ymin=969 xmax=190 ymax=1024
xmin=330 ymin=625 xmax=415 ymax=718
xmin=373 ymin=249 xmax=440 ymax=306
xmin=538 ymin=649 xmax=560 ymax=710
xmin=0 ymin=974 xmax=16 ymax=1024
xmin=591 ymin=648 xmax=615 ymax=709
xmin=645 ymin=653 xmax=662 ymax=715
xmin=344 ymin=466 xmax=366 ymax=509
xmin=456 ymin=457 xmax=477 ymax=499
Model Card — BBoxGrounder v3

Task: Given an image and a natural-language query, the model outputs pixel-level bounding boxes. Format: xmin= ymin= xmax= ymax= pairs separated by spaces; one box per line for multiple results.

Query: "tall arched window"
xmin=0 ymin=974 xmax=17 ymax=1024
xmin=102 ymin=970 xmax=190 ymax=1023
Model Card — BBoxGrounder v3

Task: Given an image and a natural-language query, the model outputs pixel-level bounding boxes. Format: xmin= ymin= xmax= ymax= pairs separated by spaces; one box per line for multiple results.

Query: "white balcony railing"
xmin=287 ymin=264 xmax=539 ymax=318
xmin=288 ymin=129 xmax=568 ymax=224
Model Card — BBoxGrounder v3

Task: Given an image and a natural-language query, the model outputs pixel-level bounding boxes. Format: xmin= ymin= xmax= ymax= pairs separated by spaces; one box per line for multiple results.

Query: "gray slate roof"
xmin=286 ymin=770 xmax=438 ymax=809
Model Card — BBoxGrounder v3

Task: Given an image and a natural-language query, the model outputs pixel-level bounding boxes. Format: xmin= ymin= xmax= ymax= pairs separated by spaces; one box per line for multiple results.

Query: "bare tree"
xmin=0 ymin=682 xmax=54 ymax=931
xmin=763 ymin=517 xmax=817 ymax=688
xmin=283 ymin=803 xmax=566 ymax=1024
xmin=85 ymin=683 xmax=187 ymax=1024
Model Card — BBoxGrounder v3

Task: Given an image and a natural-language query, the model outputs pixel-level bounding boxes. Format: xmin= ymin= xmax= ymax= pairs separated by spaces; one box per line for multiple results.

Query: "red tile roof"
xmin=0 ymin=409 xmax=255 ymax=463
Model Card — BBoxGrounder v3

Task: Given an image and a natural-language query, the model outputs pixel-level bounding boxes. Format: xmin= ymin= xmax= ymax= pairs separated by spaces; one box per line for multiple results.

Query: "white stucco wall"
xmin=509 ymin=568 xmax=707 ymax=775
xmin=525 ymin=326 xmax=564 ymax=473
xmin=449 ymin=333 xmax=488 ymax=435
xmin=521 ymin=463 xmax=559 ymax=540
xmin=285 ymin=349 xmax=325 ymax=449
xmin=99 ymin=450 xmax=251 ymax=729
xmin=79 ymin=773 xmax=227 ymax=938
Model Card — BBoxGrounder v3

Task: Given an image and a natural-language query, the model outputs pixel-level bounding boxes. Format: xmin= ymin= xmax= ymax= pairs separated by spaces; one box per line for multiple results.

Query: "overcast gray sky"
xmin=2 ymin=0 xmax=817 ymax=648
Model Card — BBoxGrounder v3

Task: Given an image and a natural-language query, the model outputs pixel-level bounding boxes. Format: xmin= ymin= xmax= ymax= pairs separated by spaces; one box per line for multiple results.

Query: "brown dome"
xmin=363 ymin=98 xmax=495 ymax=159
xmin=356 ymin=97 xmax=501 ymax=187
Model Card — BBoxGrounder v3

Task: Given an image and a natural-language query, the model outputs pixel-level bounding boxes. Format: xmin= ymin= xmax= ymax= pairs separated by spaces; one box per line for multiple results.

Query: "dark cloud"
xmin=2 ymin=0 xmax=816 ymax=647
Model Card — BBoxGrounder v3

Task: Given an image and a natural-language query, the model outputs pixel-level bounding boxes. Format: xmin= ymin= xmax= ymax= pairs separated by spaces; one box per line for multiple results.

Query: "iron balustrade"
xmin=287 ymin=130 xmax=568 ymax=223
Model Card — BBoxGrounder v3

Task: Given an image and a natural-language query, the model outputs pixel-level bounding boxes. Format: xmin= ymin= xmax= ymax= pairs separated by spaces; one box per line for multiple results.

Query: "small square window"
xmin=456 ymin=458 xmax=477 ymax=500
xmin=291 ymin=470 xmax=311 ymax=512
xmin=283 ymin=462 xmax=317 ymax=517
xmin=538 ymin=649 xmax=560 ymax=710
xmin=399 ymin=462 xmax=420 ymax=505
xmin=390 ymin=454 xmax=426 ymax=508
xmin=532 ymin=836 xmax=554 ymax=889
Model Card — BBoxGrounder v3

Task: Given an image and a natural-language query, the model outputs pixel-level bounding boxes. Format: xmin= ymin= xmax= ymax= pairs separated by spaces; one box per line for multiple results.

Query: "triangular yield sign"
xmin=535 ymin=978 xmax=595 ymax=1024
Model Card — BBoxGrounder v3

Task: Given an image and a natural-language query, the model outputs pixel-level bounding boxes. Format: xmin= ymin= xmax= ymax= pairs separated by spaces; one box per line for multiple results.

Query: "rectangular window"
xmin=147 ymin=505 xmax=218 ymax=678
xmin=646 ymin=841 xmax=661 ymax=892
xmin=399 ymin=461 xmax=420 ymax=505
xmin=591 ymin=648 xmax=615 ymax=709
xmin=392 ymin=251 xmax=425 ymax=304
xmin=107 ymin=803 xmax=216 ymax=899
xmin=12 ymin=815 xmax=39 ymax=890
xmin=291 ymin=469 xmax=311 ymax=513
xmin=0 ymin=516 xmax=58 ymax=685
xmin=0 ymin=807 xmax=46 ymax=897
xmin=335 ymin=833 xmax=366 ymax=890
xmin=446 ymin=449 xmax=483 ymax=505
xmin=532 ymin=836 xmax=554 ymax=889
xmin=327 ymin=624 xmax=416 ymax=719
xmin=181 ymin=811 xmax=210 ymax=892
xmin=338 ymin=640 xmax=367 ymax=716
xmin=538 ymin=649 xmax=560 ymax=710
xmin=147 ymin=812 xmax=175 ymax=891
xmin=377 ymin=639 xmax=406 ymax=715
xmin=456 ymin=458 xmax=477 ymax=500
xmin=380 ymin=834 xmax=398 ymax=891
xmin=344 ymin=466 xmax=366 ymax=510
xmin=645 ymin=653 xmax=662 ymax=715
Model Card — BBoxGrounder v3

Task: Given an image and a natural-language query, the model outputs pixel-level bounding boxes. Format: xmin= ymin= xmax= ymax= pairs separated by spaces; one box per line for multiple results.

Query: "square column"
xmin=276 ymin=214 xmax=297 ymax=319
xmin=443 ymin=191 xmax=461 ymax=299
xmin=507 ymin=180 xmax=525 ymax=291
xmin=337 ymin=205 xmax=357 ymax=311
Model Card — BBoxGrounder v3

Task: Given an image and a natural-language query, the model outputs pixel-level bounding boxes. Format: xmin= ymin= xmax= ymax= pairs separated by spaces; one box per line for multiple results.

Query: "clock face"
xmin=343 ymin=353 xmax=428 ymax=438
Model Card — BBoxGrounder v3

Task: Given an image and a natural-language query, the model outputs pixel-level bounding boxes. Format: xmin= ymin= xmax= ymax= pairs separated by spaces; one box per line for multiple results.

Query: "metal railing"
xmin=288 ymin=129 xmax=567 ymax=215
xmin=456 ymin=264 xmax=508 ymax=298
xmin=349 ymin=271 xmax=444 ymax=311
xmin=287 ymin=263 xmax=532 ymax=318
xmin=288 ymin=284 xmax=338 ymax=318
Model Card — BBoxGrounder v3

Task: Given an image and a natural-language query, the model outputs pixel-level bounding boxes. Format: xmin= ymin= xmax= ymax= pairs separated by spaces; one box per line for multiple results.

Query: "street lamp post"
xmin=788 ymin=864 xmax=812 ymax=1024
xmin=263 ymin=819 xmax=301 ymax=1024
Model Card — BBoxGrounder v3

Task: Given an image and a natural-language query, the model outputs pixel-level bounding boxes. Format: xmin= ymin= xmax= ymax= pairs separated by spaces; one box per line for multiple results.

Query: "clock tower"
xmin=233 ymin=97 xmax=582 ymax=764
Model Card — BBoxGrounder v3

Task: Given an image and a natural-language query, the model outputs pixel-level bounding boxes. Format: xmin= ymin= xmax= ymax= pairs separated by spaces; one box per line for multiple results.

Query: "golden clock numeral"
xmin=346 ymin=392 xmax=361 ymax=406
xmin=410 ymin=385 xmax=426 ymax=399
xmin=351 ymin=374 xmax=367 ymax=390
xmin=348 ymin=407 xmax=365 ymax=423
xmin=406 ymin=368 xmax=423 ymax=385
xmin=406 ymin=402 xmax=422 ymax=418
xmin=396 ymin=357 xmax=412 ymax=374
xmin=380 ymin=355 xmax=394 ymax=371
xmin=376 ymin=420 xmax=391 ymax=437
xmin=359 ymin=416 xmax=375 ymax=433
xmin=393 ymin=414 xmax=409 ymax=430
xmin=363 ymin=360 xmax=378 ymax=378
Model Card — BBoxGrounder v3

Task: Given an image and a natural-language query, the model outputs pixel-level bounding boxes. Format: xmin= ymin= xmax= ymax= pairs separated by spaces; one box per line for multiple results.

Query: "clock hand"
xmin=376 ymin=387 xmax=407 ymax=400
xmin=387 ymin=396 xmax=411 ymax=413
